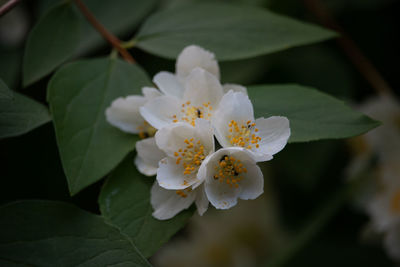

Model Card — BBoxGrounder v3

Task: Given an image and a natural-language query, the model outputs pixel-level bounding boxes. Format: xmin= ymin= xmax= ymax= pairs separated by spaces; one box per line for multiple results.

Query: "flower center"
xmin=390 ymin=188 xmax=400 ymax=214
xmin=227 ymin=120 xmax=261 ymax=149
xmin=138 ymin=121 xmax=157 ymax=139
xmin=213 ymin=155 xmax=247 ymax=188
xmin=174 ymin=138 xmax=206 ymax=176
xmin=172 ymin=101 xmax=213 ymax=126
xmin=176 ymin=188 xmax=192 ymax=198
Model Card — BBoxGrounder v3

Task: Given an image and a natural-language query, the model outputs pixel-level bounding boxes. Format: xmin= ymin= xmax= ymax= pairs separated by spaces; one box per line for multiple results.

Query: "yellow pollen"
xmin=227 ymin=119 xmax=261 ymax=150
xmin=171 ymin=102 xmax=213 ymax=126
xmin=213 ymin=155 xmax=245 ymax=188
xmin=138 ymin=121 xmax=157 ymax=139
xmin=173 ymin=137 xmax=207 ymax=176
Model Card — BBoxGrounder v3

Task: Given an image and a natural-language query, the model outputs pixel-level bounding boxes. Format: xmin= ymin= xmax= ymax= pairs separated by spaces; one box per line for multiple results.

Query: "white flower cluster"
xmin=355 ymin=95 xmax=400 ymax=260
xmin=106 ymin=45 xmax=290 ymax=220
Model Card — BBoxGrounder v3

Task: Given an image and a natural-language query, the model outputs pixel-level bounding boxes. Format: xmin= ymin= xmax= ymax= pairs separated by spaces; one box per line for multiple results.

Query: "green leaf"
xmin=135 ymin=3 xmax=336 ymax=60
xmin=23 ymin=0 xmax=157 ymax=86
xmin=23 ymin=2 xmax=81 ymax=87
xmin=248 ymin=84 xmax=380 ymax=142
xmin=48 ymin=58 xmax=151 ymax=195
xmin=0 ymin=79 xmax=51 ymax=139
xmin=0 ymin=79 xmax=13 ymax=99
xmin=99 ymin=156 xmax=194 ymax=258
xmin=0 ymin=200 xmax=151 ymax=267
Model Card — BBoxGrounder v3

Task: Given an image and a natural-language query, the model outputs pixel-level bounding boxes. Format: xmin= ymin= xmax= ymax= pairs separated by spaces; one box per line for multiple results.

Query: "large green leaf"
xmin=135 ymin=3 xmax=336 ymax=60
xmin=0 ymin=79 xmax=51 ymax=139
xmin=23 ymin=2 xmax=81 ymax=87
xmin=23 ymin=0 xmax=157 ymax=86
xmin=0 ymin=200 xmax=151 ymax=266
xmin=248 ymin=84 xmax=380 ymax=142
xmin=48 ymin=58 xmax=151 ymax=195
xmin=99 ymin=156 xmax=194 ymax=258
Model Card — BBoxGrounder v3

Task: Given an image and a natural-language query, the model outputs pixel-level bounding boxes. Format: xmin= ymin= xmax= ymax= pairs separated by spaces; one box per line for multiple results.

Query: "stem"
xmin=0 ymin=0 xmax=21 ymax=17
xmin=303 ymin=0 xmax=392 ymax=96
xmin=74 ymin=0 xmax=135 ymax=63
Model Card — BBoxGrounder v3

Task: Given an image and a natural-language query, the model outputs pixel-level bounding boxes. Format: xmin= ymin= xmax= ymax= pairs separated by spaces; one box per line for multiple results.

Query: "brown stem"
xmin=74 ymin=0 xmax=134 ymax=63
xmin=0 ymin=0 xmax=21 ymax=17
xmin=303 ymin=0 xmax=392 ymax=96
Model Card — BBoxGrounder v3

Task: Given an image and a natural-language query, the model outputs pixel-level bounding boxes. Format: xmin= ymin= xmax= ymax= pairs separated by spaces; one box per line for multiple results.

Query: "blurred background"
xmin=1 ymin=0 xmax=399 ymax=266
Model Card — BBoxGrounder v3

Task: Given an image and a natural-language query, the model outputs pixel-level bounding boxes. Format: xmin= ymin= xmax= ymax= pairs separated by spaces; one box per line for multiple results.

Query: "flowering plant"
xmin=0 ymin=0 xmax=391 ymax=266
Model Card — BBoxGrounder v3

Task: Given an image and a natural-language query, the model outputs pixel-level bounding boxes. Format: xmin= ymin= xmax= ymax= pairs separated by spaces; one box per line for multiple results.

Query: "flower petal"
xmin=105 ymin=95 xmax=146 ymax=134
xmin=183 ymin=67 xmax=224 ymax=108
xmin=195 ymin=184 xmax=209 ymax=216
xmin=135 ymin=137 xmax=166 ymax=176
xmin=142 ymin=86 xmax=162 ymax=100
xmin=255 ymin=116 xmax=290 ymax=157
xmin=153 ymin=71 xmax=184 ymax=98
xmin=157 ymin=157 xmax=198 ymax=189
xmin=140 ymin=95 xmax=182 ymax=129
xmin=151 ymin=181 xmax=196 ymax=220
xmin=384 ymin=225 xmax=400 ymax=261
xmin=223 ymin=84 xmax=248 ymax=95
xmin=212 ymin=91 xmax=255 ymax=147
xmin=176 ymin=45 xmax=220 ymax=80
xmin=134 ymin=155 xmax=158 ymax=177
xmin=238 ymin=160 xmax=264 ymax=200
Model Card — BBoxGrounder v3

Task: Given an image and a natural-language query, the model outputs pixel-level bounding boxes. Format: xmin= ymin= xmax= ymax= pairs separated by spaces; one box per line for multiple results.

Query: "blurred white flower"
xmin=151 ymin=182 xmax=208 ymax=220
xmin=212 ymin=91 xmax=290 ymax=162
xmin=155 ymin=119 xmax=214 ymax=190
xmin=347 ymin=93 xmax=400 ymax=261
xmin=198 ymin=147 xmax=263 ymax=209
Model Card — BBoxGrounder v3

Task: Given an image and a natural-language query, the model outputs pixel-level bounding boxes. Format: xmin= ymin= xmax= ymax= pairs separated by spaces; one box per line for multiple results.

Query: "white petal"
xmin=153 ymin=71 xmax=184 ymax=98
xmin=105 ymin=95 xmax=146 ymax=134
xmin=238 ymin=160 xmax=264 ymax=200
xmin=142 ymin=87 xmax=162 ymax=100
xmin=255 ymin=116 xmax=290 ymax=157
xmin=384 ymin=225 xmax=400 ymax=261
xmin=212 ymin=91 xmax=255 ymax=148
xmin=134 ymin=155 xmax=158 ymax=177
xmin=194 ymin=184 xmax=209 ymax=216
xmin=140 ymin=95 xmax=182 ymax=129
xmin=157 ymin=157 xmax=198 ymax=189
xmin=151 ymin=181 xmax=196 ymax=220
xmin=135 ymin=137 xmax=166 ymax=176
xmin=203 ymin=147 xmax=262 ymax=209
xmin=176 ymin=45 xmax=220 ymax=80
xmin=183 ymin=67 xmax=224 ymax=108
xmin=223 ymin=84 xmax=248 ymax=95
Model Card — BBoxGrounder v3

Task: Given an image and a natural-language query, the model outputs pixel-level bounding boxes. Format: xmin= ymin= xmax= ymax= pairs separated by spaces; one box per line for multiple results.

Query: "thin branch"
xmin=0 ymin=0 xmax=21 ymax=17
xmin=303 ymin=0 xmax=392 ymax=96
xmin=74 ymin=0 xmax=135 ymax=63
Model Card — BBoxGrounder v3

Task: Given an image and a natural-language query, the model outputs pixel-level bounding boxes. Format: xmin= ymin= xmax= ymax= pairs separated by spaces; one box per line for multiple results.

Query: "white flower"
xmin=151 ymin=182 xmax=209 ymax=220
xmin=367 ymin=163 xmax=400 ymax=232
xmin=155 ymin=119 xmax=214 ymax=190
xmin=198 ymin=147 xmax=264 ymax=209
xmin=212 ymin=91 xmax=291 ymax=162
xmin=140 ymin=45 xmax=248 ymax=130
